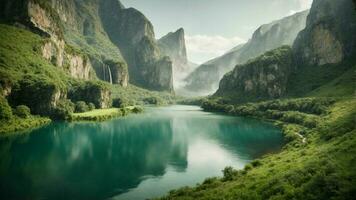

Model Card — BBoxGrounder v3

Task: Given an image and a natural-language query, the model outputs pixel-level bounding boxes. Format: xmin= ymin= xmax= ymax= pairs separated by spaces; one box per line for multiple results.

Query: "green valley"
xmin=0 ymin=0 xmax=355 ymax=199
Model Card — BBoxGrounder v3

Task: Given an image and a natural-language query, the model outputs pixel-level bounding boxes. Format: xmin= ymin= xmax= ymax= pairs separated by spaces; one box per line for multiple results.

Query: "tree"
xmin=75 ymin=101 xmax=89 ymax=113
xmin=14 ymin=105 xmax=31 ymax=118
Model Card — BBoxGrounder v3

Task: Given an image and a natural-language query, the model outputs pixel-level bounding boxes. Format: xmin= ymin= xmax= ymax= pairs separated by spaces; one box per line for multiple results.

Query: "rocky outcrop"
xmin=9 ymin=76 xmax=67 ymax=115
xmin=41 ymin=41 xmax=95 ymax=80
xmin=65 ymin=54 xmax=93 ymax=80
xmin=215 ymin=46 xmax=293 ymax=102
xmin=68 ymin=81 xmax=112 ymax=109
xmin=185 ymin=10 xmax=309 ymax=95
xmin=293 ymin=0 xmax=356 ymax=66
xmin=158 ymin=28 xmax=190 ymax=85
xmin=100 ymin=0 xmax=174 ymax=91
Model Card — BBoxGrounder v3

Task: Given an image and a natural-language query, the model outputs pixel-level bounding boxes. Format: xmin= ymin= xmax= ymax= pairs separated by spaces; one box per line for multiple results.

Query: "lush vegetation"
xmin=287 ymin=60 xmax=355 ymax=98
xmin=0 ymin=96 xmax=50 ymax=134
xmin=159 ymin=98 xmax=356 ymax=200
xmin=111 ymin=84 xmax=181 ymax=107
xmin=69 ymin=106 xmax=143 ymax=122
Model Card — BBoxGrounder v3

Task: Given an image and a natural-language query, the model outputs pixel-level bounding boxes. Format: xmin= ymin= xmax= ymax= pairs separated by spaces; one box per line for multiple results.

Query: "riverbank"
xmin=0 ymin=106 xmax=144 ymax=135
xmin=0 ymin=116 xmax=51 ymax=135
xmin=69 ymin=106 xmax=144 ymax=122
xmin=158 ymin=97 xmax=356 ymax=200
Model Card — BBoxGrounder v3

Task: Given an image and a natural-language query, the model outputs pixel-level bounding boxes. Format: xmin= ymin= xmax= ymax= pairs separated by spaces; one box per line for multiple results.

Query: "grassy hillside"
xmin=0 ymin=24 xmax=68 ymax=89
xmin=159 ymin=97 xmax=356 ymax=200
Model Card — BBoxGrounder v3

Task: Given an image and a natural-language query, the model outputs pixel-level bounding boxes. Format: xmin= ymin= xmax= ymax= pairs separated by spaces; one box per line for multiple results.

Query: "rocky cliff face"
xmin=1 ymin=0 xmax=172 ymax=91
xmin=215 ymin=46 xmax=293 ymax=102
xmin=293 ymin=0 xmax=356 ymax=66
xmin=158 ymin=28 xmax=190 ymax=85
xmin=100 ymin=0 xmax=173 ymax=91
xmin=50 ymin=0 xmax=129 ymax=86
xmin=215 ymin=0 xmax=356 ymax=102
xmin=185 ymin=10 xmax=309 ymax=95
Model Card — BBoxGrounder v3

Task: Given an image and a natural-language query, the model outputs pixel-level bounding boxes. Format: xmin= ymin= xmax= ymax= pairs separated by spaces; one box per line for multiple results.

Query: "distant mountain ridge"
xmin=184 ymin=10 xmax=309 ymax=95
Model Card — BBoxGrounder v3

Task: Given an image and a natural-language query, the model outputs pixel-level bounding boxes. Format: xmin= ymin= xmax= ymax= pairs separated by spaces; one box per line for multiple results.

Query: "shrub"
xmin=0 ymin=96 xmax=13 ymax=120
xmin=251 ymin=160 xmax=263 ymax=167
xmin=244 ymin=164 xmax=253 ymax=171
xmin=222 ymin=166 xmax=235 ymax=181
xmin=52 ymin=99 xmax=75 ymax=120
xmin=75 ymin=101 xmax=89 ymax=113
xmin=14 ymin=105 xmax=31 ymax=118
xmin=132 ymin=106 xmax=144 ymax=113
xmin=112 ymin=98 xmax=124 ymax=108
xmin=88 ymin=103 xmax=96 ymax=111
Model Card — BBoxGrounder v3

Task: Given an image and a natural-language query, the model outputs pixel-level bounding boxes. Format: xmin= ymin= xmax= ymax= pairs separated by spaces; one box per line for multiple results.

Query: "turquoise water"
xmin=0 ymin=105 xmax=283 ymax=200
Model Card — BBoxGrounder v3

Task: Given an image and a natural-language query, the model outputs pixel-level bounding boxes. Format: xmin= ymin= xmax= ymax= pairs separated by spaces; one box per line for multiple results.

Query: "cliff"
xmin=185 ymin=10 xmax=309 ymax=95
xmin=215 ymin=0 xmax=356 ymax=102
xmin=215 ymin=46 xmax=293 ymax=102
xmin=158 ymin=28 xmax=190 ymax=85
xmin=100 ymin=0 xmax=174 ymax=91
xmin=293 ymin=0 xmax=356 ymax=66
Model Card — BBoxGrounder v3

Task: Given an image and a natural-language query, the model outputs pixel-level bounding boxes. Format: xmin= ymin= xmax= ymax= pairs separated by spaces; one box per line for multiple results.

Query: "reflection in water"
xmin=0 ymin=105 xmax=283 ymax=200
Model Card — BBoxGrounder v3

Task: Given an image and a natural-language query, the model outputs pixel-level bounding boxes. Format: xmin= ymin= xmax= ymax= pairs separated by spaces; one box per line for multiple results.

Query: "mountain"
xmin=184 ymin=10 xmax=309 ymax=95
xmin=1 ymin=0 xmax=173 ymax=92
xmin=0 ymin=0 xmax=174 ymax=118
xmin=293 ymin=0 xmax=356 ymax=66
xmin=215 ymin=0 xmax=356 ymax=103
xmin=100 ymin=0 xmax=173 ymax=91
xmin=158 ymin=28 xmax=188 ymax=74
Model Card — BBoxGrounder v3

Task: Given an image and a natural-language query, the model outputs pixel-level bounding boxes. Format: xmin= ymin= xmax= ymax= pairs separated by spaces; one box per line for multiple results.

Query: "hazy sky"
xmin=121 ymin=0 xmax=313 ymax=64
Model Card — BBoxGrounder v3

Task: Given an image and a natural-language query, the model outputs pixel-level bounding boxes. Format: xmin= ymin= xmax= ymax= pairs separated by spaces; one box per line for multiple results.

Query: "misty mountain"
xmin=184 ymin=10 xmax=309 ymax=96
xmin=158 ymin=28 xmax=191 ymax=87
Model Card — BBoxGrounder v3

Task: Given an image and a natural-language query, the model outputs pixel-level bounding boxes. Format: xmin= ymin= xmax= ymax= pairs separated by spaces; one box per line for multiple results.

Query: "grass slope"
xmin=159 ymin=98 xmax=356 ymax=200
xmin=0 ymin=24 xmax=68 ymax=88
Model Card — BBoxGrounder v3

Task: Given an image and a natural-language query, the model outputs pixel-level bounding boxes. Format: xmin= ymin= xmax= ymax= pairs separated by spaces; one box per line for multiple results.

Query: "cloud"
xmin=185 ymin=35 xmax=245 ymax=64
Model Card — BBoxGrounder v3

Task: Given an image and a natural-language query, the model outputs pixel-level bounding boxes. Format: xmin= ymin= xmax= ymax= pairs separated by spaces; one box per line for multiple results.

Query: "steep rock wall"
xmin=100 ymin=0 xmax=173 ymax=91
xmin=293 ymin=0 xmax=356 ymax=66
xmin=215 ymin=46 xmax=293 ymax=102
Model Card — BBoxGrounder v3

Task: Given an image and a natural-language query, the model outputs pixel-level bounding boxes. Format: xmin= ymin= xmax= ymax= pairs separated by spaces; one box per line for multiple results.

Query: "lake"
xmin=0 ymin=105 xmax=284 ymax=200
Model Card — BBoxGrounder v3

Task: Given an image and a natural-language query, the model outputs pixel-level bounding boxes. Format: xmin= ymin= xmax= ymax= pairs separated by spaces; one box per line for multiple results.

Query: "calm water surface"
xmin=0 ymin=105 xmax=283 ymax=200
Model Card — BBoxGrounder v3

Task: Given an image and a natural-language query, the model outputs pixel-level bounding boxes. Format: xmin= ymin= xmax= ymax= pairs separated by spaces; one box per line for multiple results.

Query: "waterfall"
xmin=107 ymin=65 xmax=113 ymax=84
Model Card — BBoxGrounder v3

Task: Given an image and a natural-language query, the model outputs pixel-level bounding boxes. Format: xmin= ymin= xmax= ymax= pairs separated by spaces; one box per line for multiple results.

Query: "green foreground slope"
xmin=160 ymin=98 xmax=356 ymax=200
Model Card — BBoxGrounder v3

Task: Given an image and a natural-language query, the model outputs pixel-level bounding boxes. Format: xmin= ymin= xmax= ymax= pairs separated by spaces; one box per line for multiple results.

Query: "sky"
xmin=121 ymin=0 xmax=313 ymax=64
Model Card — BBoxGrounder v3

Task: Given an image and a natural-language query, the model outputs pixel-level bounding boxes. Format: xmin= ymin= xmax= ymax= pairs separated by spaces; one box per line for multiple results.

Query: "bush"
xmin=75 ymin=101 xmax=89 ymax=113
xmin=0 ymin=96 xmax=13 ymax=120
xmin=14 ymin=105 xmax=31 ymax=118
xmin=52 ymin=99 xmax=75 ymax=120
xmin=222 ymin=166 xmax=235 ymax=181
xmin=132 ymin=106 xmax=144 ymax=113
xmin=251 ymin=160 xmax=263 ymax=167
xmin=88 ymin=103 xmax=96 ymax=111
